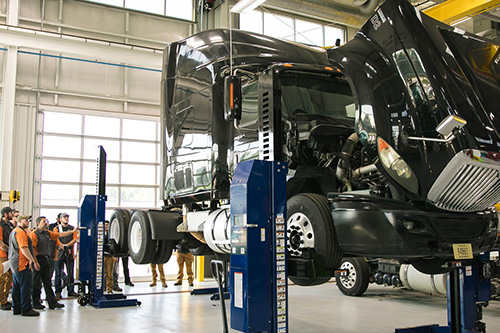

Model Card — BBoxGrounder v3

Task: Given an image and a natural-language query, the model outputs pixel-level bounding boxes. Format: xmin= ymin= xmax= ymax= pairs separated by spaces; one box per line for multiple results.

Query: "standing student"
xmin=0 ymin=206 xmax=15 ymax=311
xmin=54 ymin=213 xmax=78 ymax=299
xmin=30 ymin=216 xmax=75 ymax=309
xmin=9 ymin=215 xmax=40 ymax=316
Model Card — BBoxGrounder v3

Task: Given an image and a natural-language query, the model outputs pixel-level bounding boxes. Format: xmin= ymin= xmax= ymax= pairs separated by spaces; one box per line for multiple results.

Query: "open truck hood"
xmin=328 ymin=0 xmax=500 ymax=202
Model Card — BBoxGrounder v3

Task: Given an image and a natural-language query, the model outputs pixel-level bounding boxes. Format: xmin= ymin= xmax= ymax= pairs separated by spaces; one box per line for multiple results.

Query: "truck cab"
xmin=113 ymin=0 xmax=500 ymax=287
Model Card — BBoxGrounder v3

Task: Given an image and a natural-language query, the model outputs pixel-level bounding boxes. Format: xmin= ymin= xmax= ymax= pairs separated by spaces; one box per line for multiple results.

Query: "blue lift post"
xmin=396 ymin=253 xmax=491 ymax=333
xmin=230 ymin=160 xmax=288 ymax=333
xmin=77 ymin=146 xmax=139 ymax=308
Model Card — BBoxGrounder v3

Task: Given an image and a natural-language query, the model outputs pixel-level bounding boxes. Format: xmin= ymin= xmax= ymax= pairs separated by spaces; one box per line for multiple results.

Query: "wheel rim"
xmin=130 ymin=221 xmax=143 ymax=254
xmin=287 ymin=212 xmax=315 ymax=257
xmin=109 ymin=218 xmax=121 ymax=243
xmin=339 ymin=261 xmax=357 ymax=289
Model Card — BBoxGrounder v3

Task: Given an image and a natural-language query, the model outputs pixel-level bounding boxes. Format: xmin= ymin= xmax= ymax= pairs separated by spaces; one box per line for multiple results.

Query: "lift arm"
xmin=424 ymin=0 xmax=500 ymax=25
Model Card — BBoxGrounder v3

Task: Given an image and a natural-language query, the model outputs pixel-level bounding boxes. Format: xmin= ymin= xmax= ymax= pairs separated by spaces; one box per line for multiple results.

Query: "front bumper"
xmin=329 ymin=194 xmax=498 ymax=259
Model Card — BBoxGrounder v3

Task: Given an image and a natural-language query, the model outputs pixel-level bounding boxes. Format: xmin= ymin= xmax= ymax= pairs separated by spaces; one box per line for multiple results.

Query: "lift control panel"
xmin=230 ymin=160 xmax=288 ymax=333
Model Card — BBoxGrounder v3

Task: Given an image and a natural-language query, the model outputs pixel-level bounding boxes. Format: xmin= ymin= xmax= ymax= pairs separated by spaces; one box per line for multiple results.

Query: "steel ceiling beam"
xmin=424 ymin=0 xmax=500 ymax=25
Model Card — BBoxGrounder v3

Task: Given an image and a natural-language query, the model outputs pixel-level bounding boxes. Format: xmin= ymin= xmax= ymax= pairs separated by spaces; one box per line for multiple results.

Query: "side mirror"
xmin=224 ymin=75 xmax=242 ymax=121
xmin=436 ymin=115 xmax=467 ymax=138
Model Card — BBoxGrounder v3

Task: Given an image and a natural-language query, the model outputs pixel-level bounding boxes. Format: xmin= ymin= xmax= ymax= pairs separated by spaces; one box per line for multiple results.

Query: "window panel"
xmin=325 ymin=26 xmax=345 ymax=47
xmin=122 ymin=141 xmax=156 ymax=163
xmin=295 ymin=19 xmax=323 ymax=46
xmin=121 ymin=164 xmax=156 ymax=185
xmin=41 ymin=184 xmax=80 ymax=206
xmin=240 ymin=10 xmax=263 ymax=34
xmin=42 ymin=136 xmax=81 ymax=159
xmin=83 ymin=138 xmax=120 ymax=161
xmin=87 ymin=0 xmax=124 ymax=6
xmin=120 ymin=187 xmax=155 ymax=207
xmin=264 ymin=13 xmax=294 ymax=41
xmin=43 ymin=112 xmax=82 ymax=135
xmin=82 ymin=161 xmax=119 ymax=184
xmin=122 ymin=119 xmax=157 ymax=141
xmin=84 ymin=115 xmax=120 ymax=138
xmin=41 ymin=160 xmax=80 ymax=182
xmin=82 ymin=185 xmax=118 ymax=207
xmin=166 ymin=0 xmax=193 ymax=21
xmin=125 ymin=0 xmax=165 ymax=15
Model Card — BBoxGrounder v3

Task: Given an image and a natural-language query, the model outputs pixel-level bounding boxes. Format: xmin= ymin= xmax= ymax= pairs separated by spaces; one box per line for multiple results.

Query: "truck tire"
xmin=151 ymin=239 xmax=174 ymax=264
xmin=109 ymin=209 xmax=131 ymax=253
xmin=287 ymin=193 xmax=341 ymax=286
xmin=335 ymin=257 xmax=370 ymax=296
xmin=128 ymin=210 xmax=157 ymax=264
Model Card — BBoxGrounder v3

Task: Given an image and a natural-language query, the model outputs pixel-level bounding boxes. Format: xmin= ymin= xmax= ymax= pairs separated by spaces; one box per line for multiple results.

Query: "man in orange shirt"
xmin=31 ymin=216 xmax=76 ymax=310
xmin=9 ymin=215 xmax=40 ymax=316
xmin=0 ymin=206 xmax=15 ymax=311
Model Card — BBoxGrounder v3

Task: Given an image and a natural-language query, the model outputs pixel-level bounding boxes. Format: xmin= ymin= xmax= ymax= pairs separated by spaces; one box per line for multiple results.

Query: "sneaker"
xmin=55 ymin=293 xmax=61 ymax=301
xmin=33 ymin=303 xmax=45 ymax=310
xmin=125 ymin=281 xmax=134 ymax=287
xmin=1 ymin=303 xmax=12 ymax=310
xmin=149 ymin=282 xmax=156 ymax=287
xmin=113 ymin=287 xmax=122 ymax=292
xmin=67 ymin=291 xmax=79 ymax=298
xmin=22 ymin=309 xmax=40 ymax=317
xmin=162 ymin=282 xmax=168 ymax=288
xmin=49 ymin=303 xmax=65 ymax=309
xmin=174 ymin=282 xmax=182 ymax=286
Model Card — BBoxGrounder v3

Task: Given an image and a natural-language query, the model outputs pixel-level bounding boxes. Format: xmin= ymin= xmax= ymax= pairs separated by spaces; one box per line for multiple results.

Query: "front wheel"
xmin=287 ymin=193 xmax=341 ymax=286
xmin=335 ymin=257 xmax=370 ymax=296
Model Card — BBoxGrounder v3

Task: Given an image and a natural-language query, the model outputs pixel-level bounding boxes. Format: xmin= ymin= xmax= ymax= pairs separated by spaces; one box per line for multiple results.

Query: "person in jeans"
xmin=54 ymin=213 xmax=78 ymax=299
xmin=30 ymin=216 xmax=75 ymax=309
xmin=9 ymin=215 xmax=40 ymax=316
xmin=0 ymin=206 xmax=15 ymax=311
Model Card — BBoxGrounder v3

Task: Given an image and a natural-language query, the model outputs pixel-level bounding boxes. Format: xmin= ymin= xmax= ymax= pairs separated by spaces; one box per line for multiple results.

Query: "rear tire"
xmin=287 ymin=193 xmax=341 ymax=286
xmin=128 ymin=210 xmax=157 ymax=264
xmin=151 ymin=239 xmax=174 ymax=264
xmin=109 ymin=209 xmax=131 ymax=253
xmin=335 ymin=257 xmax=370 ymax=296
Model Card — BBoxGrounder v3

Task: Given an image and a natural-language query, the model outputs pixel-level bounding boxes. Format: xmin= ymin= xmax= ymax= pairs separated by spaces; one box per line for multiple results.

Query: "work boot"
xmin=113 ymin=286 xmax=122 ymax=292
xmin=162 ymin=281 xmax=168 ymax=288
xmin=55 ymin=292 xmax=61 ymax=301
xmin=33 ymin=303 xmax=45 ymax=310
xmin=174 ymin=281 xmax=182 ymax=286
xmin=125 ymin=280 xmax=134 ymax=287
xmin=149 ymin=282 xmax=156 ymax=287
xmin=22 ymin=309 xmax=40 ymax=317
xmin=67 ymin=291 xmax=79 ymax=298
xmin=1 ymin=303 xmax=12 ymax=310
xmin=49 ymin=302 xmax=65 ymax=309
xmin=189 ymin=282 xmax=194 ymax=287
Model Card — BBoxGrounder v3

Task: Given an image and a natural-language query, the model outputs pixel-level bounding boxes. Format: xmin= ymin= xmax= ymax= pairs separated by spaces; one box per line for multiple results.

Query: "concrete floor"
xmin=2 ymin=281 xmax=500 ymax=332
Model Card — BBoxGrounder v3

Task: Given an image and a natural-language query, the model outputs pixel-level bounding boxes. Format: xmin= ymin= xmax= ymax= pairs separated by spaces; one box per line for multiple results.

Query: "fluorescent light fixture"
xmin=230 ymin=0 xmax=267 ymax=13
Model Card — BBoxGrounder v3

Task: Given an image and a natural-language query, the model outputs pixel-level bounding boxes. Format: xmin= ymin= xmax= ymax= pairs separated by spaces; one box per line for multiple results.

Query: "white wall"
xmin=0 ymin=0 xmax=195 ymax=215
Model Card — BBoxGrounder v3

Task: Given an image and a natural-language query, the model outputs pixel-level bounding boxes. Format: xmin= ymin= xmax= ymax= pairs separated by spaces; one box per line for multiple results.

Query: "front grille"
xmin=428 ymin=150 xmax=500 ymax=212
xmin=432 ymin=215 xmax=487 ymax=240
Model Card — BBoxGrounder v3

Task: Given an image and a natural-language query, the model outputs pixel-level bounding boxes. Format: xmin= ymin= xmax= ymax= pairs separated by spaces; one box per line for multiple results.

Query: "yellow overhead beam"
xmin=424 ymin=0 xmax=500 ymax=25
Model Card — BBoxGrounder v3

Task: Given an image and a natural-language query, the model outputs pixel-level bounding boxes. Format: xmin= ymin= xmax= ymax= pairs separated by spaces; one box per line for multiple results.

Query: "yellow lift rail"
xmin=424 ymin=0 xmax=500 ymax=25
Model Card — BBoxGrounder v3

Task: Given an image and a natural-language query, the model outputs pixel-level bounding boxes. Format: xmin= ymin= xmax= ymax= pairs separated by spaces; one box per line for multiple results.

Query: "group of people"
xmin=0 ymin=207 xmax=78 ymax=316
xmin=2 ymin=205 xmax=197 ymax=317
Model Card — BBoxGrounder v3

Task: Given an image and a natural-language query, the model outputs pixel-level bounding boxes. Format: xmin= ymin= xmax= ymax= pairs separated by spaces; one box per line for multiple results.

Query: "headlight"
xmin=378 ymin=137 xmax=418 ymax=193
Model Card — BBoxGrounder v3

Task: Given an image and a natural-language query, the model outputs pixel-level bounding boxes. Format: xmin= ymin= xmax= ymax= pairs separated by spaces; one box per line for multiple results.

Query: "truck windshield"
xmin=280 ymin=73 xmax=355 ymax=123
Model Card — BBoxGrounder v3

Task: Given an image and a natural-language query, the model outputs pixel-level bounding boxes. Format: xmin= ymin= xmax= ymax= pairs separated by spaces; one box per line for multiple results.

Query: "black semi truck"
xmin=109 ymin=0 xmax=500 ymax=287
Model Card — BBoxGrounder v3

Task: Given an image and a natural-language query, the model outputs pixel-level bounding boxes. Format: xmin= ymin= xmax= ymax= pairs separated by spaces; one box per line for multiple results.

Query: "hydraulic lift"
xmin=77 ymin=146 xmax=140 ymax=308
xmin=225 ymin=160 xmax=288 ymax=333
xmin=396 ymin=253 xmax=491 ymax=333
